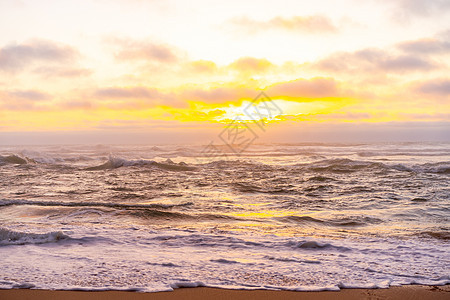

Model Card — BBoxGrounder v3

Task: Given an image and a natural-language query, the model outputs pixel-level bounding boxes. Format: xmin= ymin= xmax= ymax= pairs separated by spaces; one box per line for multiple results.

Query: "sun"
xmin=211 ymin=99 xmax=287 ymax=124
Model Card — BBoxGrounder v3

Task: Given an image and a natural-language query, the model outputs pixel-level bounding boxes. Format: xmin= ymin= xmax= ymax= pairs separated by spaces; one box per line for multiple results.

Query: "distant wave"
xmin=231 ymin=182 xmax=295 ymax=194
xmin=295 ymin=158 xmax=450 ymax=175
xmin=301 ymin=158 xmax=386 ymax=173
xmin=2 ymin=150 xmax=449 ymax=175
xmin=0 ymin=228 xmax=70 ymax=246
xmin=0 ymin=152 xmax=94 ymax=165
xmin=0 ymin=155 xmax=28 ymax=165
xmin=85 ymin=156 xmax=195 ymax=171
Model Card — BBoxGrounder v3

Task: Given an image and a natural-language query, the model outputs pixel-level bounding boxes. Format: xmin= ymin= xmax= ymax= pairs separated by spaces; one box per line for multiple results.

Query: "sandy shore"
xmin=0 ymin=285 xmax=449 ymax=300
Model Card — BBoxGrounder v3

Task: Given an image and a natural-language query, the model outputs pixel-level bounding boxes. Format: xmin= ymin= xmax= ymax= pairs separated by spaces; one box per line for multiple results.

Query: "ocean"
xmin=0 ymin=142 xmax=449 ymax=292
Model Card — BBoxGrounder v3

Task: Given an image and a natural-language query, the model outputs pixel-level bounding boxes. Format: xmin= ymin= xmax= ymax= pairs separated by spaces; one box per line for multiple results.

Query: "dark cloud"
xmin=0 ymin=40 xmax=78 ymax=72
xmin=229 ymin=15 xmax=337 ymax=34
xmin=267 ymin=77 xmax=337 ymax=98
xmin=416 ymin=79 xmax=450 ymax=96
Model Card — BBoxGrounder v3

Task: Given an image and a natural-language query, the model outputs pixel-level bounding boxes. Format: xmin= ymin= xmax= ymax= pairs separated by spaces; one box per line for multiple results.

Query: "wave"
xmin=279 ymin=215 xmax=382 ymax=227
xmin=0 ymin=228 xmax=70 ymax=246
xmin=0 ymin=155 xmax=28 ymax=165
xmin=287 ymin=240 xmax=351 ymax=251
xmin=0 ymin=198 xmax=193 ymax=210
xmin=265 ymin=255 xmax=321 ymax=264
xmin=0 ymin=152 xmax=94 ymax=166
xmin=357 ymin=151 xmax=450 ymax=157
xmin=85 ymin=156 xmax=195 ymax=171
xmin=418 ymin=231 xmax=450 ymax=240
xmin=2 ymin=150 xmax=448 ymax=175
xmin=306 ymin=176 xmax=336 ymax=182
xmin=232 ymin=182 xmax=295 ymax=194
xmin=0 ymin=199 xmax=246 ymax=222
xmin=301 ymin=158 xmax=386 ymax=174
xmin=124 ymin=209 xmax=243 ymax=222
xmin=292 ymin=158 xmax=450 ymax=175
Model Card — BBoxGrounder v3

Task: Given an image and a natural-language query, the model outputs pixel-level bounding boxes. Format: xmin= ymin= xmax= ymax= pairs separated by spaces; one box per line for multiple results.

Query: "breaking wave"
xmin=0 ymin=228 xmax=70 ymax=246
xmin=85 ymin=156 xmax=195 ymax=171
xmin=0 ymin=155 xmax=28 ymax=165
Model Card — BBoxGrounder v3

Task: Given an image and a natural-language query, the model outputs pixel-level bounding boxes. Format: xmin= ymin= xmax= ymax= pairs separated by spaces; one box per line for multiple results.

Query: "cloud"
xmin=33 ymin=66 xmax=92 ymax=78
xmin=378 ymin=55 xmax=435 ymax=71
xmin=384 ymin=0 xmax=450 ymax=23
xmin=397 ymin=0 xmax=450 ymax=17
xmin=181 ymin=86 xmax=254 ymax=104
xmin=9 ymin=89 xmax=50 ymax=101
xmin=229 ymin=15 xmax=337 ymax=35
xmin=187 ymin=60 xmax=217 ymax=73
xmin=228 ymin=57 xmax=273 ymax=73
xmin=0 ymin=39 xmax=78 ymax=72
xmin=0 ymin=89 xmax=51 ymax=111
xmin=416 ymin=79 xmax=450 ymax=96
xmin=267 ymin=77 xmax=338 ymax=98
xmin=94 ymin=86 xmax=187 ymax=108
xmin=397 ymin=38 xmax=450 ymax=54
xmin=95 ymin=86 xmax=162 ymax=99
xmin=111 ymin=38 xmax=179 ymax=63
xmin=316 ymin=48 xmax=436 ymax=73
xmin=61 ymin=100 xmax=94 ymax=110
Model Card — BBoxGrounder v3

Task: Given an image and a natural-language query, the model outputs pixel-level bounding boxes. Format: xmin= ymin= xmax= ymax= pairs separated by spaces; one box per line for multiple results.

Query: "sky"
xmin=0 ymin=0 xmax=449 ymax=144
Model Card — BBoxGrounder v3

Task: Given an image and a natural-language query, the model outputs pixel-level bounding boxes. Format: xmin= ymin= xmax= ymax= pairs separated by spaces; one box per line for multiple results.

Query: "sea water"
xmin=0 ymin=142 xmax=449 ymax=291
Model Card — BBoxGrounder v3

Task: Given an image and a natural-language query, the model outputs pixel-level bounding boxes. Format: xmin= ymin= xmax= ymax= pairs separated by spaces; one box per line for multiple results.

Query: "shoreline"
xmin=0 ymin=285 xmax=449 ymax=300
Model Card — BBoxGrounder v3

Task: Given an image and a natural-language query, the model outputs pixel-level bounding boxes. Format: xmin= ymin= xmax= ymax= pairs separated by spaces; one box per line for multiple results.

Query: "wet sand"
xmin=0 ymin=285 xmax=449 ymax=300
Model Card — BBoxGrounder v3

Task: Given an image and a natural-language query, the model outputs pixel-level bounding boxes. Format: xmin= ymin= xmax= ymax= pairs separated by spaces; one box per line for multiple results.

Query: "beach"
xmin=1 ymin=286 xmax=450 ymax=300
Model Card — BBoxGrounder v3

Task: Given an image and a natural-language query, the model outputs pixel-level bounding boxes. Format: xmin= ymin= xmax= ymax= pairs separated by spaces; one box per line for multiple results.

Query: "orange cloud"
xmin=187 ymin=60 xmax=218 ymax=73
xmin=228 ymin=57 xmax=273 ymax=73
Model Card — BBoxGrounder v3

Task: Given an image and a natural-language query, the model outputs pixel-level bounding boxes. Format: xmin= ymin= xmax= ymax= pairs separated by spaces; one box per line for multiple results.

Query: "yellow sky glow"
xmin=0 ymin=0 xmax=449 ymax=143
